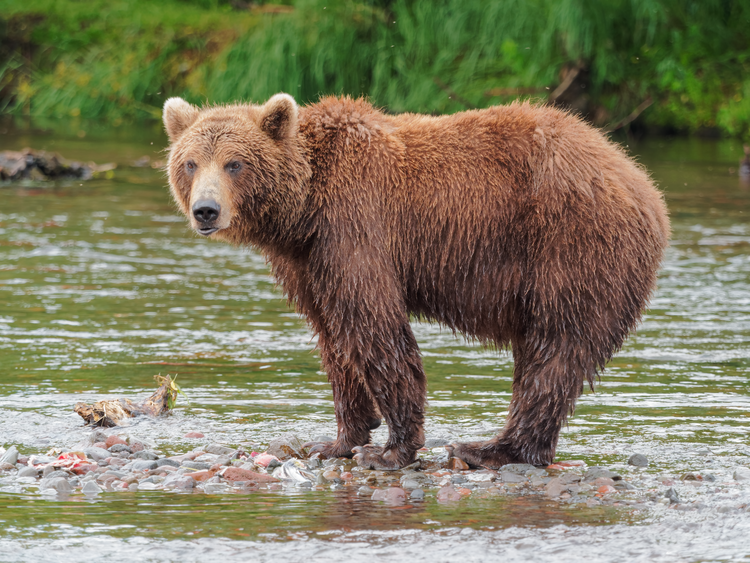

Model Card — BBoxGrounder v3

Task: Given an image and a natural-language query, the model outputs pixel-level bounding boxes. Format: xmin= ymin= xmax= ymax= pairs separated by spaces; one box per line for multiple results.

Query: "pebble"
xmin=84 ymin=447 xmax=110 ymax=462
xmin=182 ymin=461 xmax=212 ymax=471
xmin=18 ymin=466 xmax=39 ymax=478
xmin=358 ymin=485 xmax=374 ymax=496
xmin=410 ymin=488 xmax=425 ymax=500
xmin=583 ymin=467 xmax=617 ymax=481
xmin=131 ymin=460 xmax=158 ymax=472
xmin=132 ymin=450 xmax=158 ymax=461
xmin=156 ymin=458 xmax=181 ymax=468
xmin=664 ymin=487 xmax=681 ymax=504
xmin=267 ymin=434 xmax=306 ymax=460
xmin=446 ymin=457 xmax=469 ymax=471
xmin=0 ymin=446 xmax=19 ymax=466
xmin=109 ymin=444 xmax=132 ymax=454
xmin=437 ymin=484 xmax=464 ymax=502
xmin=82 ymin=481 xmax=103 ymax=495
xmin=628 ymin=453 xmax=649 ymax=467
xmin=0 ymin=462 xmax=15 ymax=471
xmin=184 ymin=432 xmax=205 ymax=439
xmin=371 ymin=487 xmax=407 ymax=505
xmin=733 ymin=467 xmax=750 ymax=481
xmin=204 ymin=444 xmax=236 ymax=456
xmin=105 ymin=436 xmax=127 ymax=448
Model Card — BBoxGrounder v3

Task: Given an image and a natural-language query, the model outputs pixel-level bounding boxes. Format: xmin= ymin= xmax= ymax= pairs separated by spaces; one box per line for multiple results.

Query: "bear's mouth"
xmin=197 ymin=226 xmax=219 ymax=236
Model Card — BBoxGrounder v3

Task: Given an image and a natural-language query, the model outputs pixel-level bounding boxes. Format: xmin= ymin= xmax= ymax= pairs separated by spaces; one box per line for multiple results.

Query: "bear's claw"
xmin=352 ymin=444 xmax=416 ymax=471
xmin=447 ymin=441 xmax=525 ymax=469
xmin=302 ymin=440 xmax=355 ymax=459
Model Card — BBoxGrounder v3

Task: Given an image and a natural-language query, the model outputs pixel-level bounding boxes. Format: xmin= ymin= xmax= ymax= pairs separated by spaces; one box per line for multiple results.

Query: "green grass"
xmin=1 ymin=0 xmax=750 ymax=137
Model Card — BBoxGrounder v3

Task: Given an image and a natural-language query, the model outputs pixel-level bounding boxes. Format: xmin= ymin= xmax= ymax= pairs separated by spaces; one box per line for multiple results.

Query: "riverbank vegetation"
xmin=1 ymin=0 xmax=749 ymax=137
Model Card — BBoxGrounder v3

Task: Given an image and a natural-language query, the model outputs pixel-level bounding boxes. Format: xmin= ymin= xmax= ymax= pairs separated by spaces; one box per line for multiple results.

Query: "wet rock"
xmin=45 ymin=470 xmax=70 ymax=479
xmin=322 ymin=469 xmax=340 ymax=482
xmin=82 ymin=481 xmax=103 ymax=495
xmin=401 ymin=479 xmax=421 ymax=489
xmin=0 ymin=148 xmax=113 ymax=181
xmin=0 ymin=446 xmax=19 ymax=466
xmin=267 ymin=434 xmax=306 ymax=460
xmin=445 ymin=457 xmax=469 ymax=471
xmin=40 ymin=477 xmax=72 ymax=494
xmin=437 ymin=484 xmax=464 ymax=502
xmin=450 ymin=475 xmax=467 ymax=484
xmin=131 ymin=460 xmax=158 ymax=472
xmin=583 ymin=467 xmax=617 ymax=482
xmin=253 ymin=453 xmax=280 ymax=468
xmin=184 ymin=470 xmax=216 ymax=482
xmin=410 ymin=488 xmax=425 ymax=500
xmin=500 ymin=471 xmax=528 ymax=484
xmin=372 ymin=487 xmax=407 ymax=505
xmin=204 ymin=444 xmax=236 ymax=457
xmin=220 ymin=467 xmax=278 ymax=483
xmin=132 ymin=450 xmax=158 ymax=461
xmin=733 ymin=468 xmax=750 ymax=481
xmin=84 ymin=447 xmax=110 ymax=462
xmin=105 ymin=436 xmax=127 ymax=449
xmin=109 ymin=444 xmax=132 ymax=454
xmin=703 ymin=473 xmax=717 ymax=482
xmin=545 ymin=477 xmax=566 ymax=498
xmin=18 ymin=466 xmax=39 ymax=478
xmin=184 ymin=432 xmax=205 ymax=439
xmin=664 ymin=487 xmax=681 ymax=504
xmin=129 ymin=441 xmax=145 ymax=452
xmin=156 ymin=458 xmax=180 ymax=468
xmin=0 ymin=462 xmax=15 ymax=471
xmin=559 ymin=472 xmax=583 ymax=485
xmin=182 ymin=461 xmax=212 ymax=471
xmin=358 ymin=486 xmax=374 ymax=496
xmin=272 ymin=459 xmax=316 ymax=485
xmin=500 ymin=463 xmax=535 ymax=475
xmin=628 ymin=453 xmax=649 ymax=467
xmin=424 ymin=438 xmax=451 ymax=448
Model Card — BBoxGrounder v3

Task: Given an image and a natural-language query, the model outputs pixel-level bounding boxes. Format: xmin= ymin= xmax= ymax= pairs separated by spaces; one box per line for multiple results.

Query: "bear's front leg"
xmin=310 ymin=241 xmax=427 ymax=470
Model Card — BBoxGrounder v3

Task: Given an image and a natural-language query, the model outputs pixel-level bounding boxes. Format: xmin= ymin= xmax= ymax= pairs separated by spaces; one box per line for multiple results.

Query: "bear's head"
xmin=162 ymin=94 xmax=310 ymax=246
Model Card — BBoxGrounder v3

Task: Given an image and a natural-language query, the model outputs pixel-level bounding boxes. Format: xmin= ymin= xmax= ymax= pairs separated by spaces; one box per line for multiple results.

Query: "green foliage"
xmin=1 ymin=0 xmax=749 ymax=136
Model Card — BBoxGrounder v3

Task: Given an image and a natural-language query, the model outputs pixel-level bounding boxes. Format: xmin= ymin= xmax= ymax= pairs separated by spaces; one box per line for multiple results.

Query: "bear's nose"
xmin=192 ymin=199 xmax=220 ymax=224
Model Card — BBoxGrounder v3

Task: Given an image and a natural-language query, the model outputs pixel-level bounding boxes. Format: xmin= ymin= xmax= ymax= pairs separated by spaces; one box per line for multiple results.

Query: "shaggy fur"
xmin=163 ymin=94 xmax=670 ymax=470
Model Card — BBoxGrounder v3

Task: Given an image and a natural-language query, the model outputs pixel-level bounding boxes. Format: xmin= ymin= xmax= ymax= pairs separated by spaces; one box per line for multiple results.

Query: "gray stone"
xmin=450 ymin=475 xmax=467 ymax=484
xmin=401 ymin=479 xmax=421 ymax=489
xmin=156 ymin=458 xmax=181 ymax=468
xmin=0 ymin=446 xmax=19 ymax=466
xmin=84 ymin=447 xmax=110 ymax=462
xmin=204 ymin=444 xmax=237 ymax=457
xmin=500 ymin=471 xmax=528 ymax=483
xmin=109 ymin=444 xmax=132 ymax=454
xmin=583 ymin=467 xmax=616 ymax=482
xmin=139 ymin=476 xmax=164 ymax=485
xmin=214 ymin=455 xmax=233 ymax=467
xmin=18 ymin=466 xmax=39 ymax=478
xmin=410 ymin=488 xmax=425 ymax=500
xmin=128 ymin=483 xmax=139 ymax=492
xmin=82 ymin=481 xmax=103 ymax=495
xmin=703 ymin=473 xmax=717 ymax=482
xmin=182 ymin=460 xmax=212 ymax=471
xmin=358 ymin=485 xmax=374 ymax=496
xmin=628 ymin=453 xmax=649 ymax=467
xmin=733 ymin=467 xmax=750 ymax=481
xmin=104 ymin=470 xmax=127 ymax=479
xmin=267 ymin=434 xmax=305 ymax=460
xmin=45 ymin=470 xmax=70 ymax=480
xmin=132 ymin=450 xmax=158 ymax=461
xmin=500 ymin=463 xmax=536 ymax=474
xmin=424 ymin=438 xmax=450 ymax=448
xmin=40 ymin=477 xmax=72 ymax=494
xmin=664 ymin=487 xmax=681 ymax=504
xmin=131 ymin=460 xmax=158 ymax=472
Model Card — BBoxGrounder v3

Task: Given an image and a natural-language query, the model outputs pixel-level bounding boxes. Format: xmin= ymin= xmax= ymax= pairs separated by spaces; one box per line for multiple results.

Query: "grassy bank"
xmin=1 ymin=0 xmax=749 ymax=137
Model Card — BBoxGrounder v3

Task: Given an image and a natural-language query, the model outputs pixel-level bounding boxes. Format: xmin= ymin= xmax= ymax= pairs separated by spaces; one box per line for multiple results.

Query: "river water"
xmin=0 ymin=122 xmax=748 ymax=562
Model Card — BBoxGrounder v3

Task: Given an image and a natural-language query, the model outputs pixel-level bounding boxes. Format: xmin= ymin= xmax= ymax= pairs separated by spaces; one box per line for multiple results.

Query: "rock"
xmin=500 ymin=463 xmax=535 ymax=474
xmin=450 ymin=475 xmax=467 ymax=484
xmin=132 ymin=450 xmax=158 ymax=461
xmin=205 ymin=444 xmax=236 ymax=456
xmin=358 ymin=486 xmax=374 ymax=496
xmin=45 ymin=470 xmax=70 ymax=479
xmin=597 ymin=485 xmax=617 ymax=495
xmin=185 ymin=470 xmax=217 ymax=482
xmin=732 ymin=467 xmax=750 ymax=481
xmin=559 ymin=472 xmax=583 ymax=484
xmin=182 ymin=461 xmax=212 ymax=471
xmin=0 ymin=446 xmax=19 ymax=466
xmin=184 ymin=432 xmax=205 ymax=439
xmin=253 ymin=453 xmax=280 ymax=468
xmin=109 ymin=444 xmax=132 ymax=454
xmin=500 ymin=471 xmax=527 ymax=484
xmin=220 ymin=467 xmax=278 ymax=483
xmin=628 ymin=453 xmax=649 ymax=467
xmin=82 ymin=481 xmax=103 ymax=495
xmin=371 ymin=487 xmax=407 ymax=505
xmin=0 ymin=463 xmax=15 ymax=471
xmin=583 ymin=467 xmax=616 ymax=482
xmin=156 ymin=458 xmax=181 ymax=468
xmin=105 ymin=436 xmax=127 ymax=448
xmin=131 ymin=460 xmax=158 ymax=472
xmin=129 ymin=441 xmax=145 ymax=452
xmin=401 ymin=479 xmax=421 ymax=489
xmin=322 ymin=469 xmax=340 ymax=482
xmin=467 ymin=472 xmax=496 ymax=483
xmin=340 ymin=471 xmax=353 ymax=481
xmin=445 ymin=457 xmax=469 ymax=471
xmin=436 ymin=484 xmax=463 ymax=502
xmin=128 ymin=483 xmax=139 ymax=492
xmin=40 ymin=477 xmax=72 ymax=494
xmin=267 ymin=434 xmax=306 ymax=460
xmin=84 ymin=447 xmax=110 ymax=462
xmin=425 ymin=438 xmax=450 ymax=448
xmin=18 ymin=466 xmax=39 ymax=478
xmin=592 ymin=477 xmax=616 ymax=488
xmin=410 ymin=488 xmax=425 ymax=500
xmin=664 ymin=487 xmax=681 ymax=504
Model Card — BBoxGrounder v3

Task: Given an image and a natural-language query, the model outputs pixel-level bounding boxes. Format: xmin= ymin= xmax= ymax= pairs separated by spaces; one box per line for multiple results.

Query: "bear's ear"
xmin=259 ymin=93 xmax=299 ymax=141
xmin=163 ymin=97 xmax=200 ymax=142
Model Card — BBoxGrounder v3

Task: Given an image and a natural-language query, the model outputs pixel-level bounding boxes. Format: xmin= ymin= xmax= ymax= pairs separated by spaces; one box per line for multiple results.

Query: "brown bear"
xmin=163 ymin=94 xmax=669 ymax=470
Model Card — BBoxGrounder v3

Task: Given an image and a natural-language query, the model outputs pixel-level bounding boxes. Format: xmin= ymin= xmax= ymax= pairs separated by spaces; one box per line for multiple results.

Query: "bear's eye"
xmin=185 ymin=161 xmax=196 ymax=173
xmin=227 ymin=161 xmax=242 ymax=172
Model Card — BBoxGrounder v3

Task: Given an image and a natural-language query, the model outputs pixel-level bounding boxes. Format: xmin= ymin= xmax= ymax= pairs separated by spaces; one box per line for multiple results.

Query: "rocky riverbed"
xmin=2 ymin=432 xmax=749 ymax=513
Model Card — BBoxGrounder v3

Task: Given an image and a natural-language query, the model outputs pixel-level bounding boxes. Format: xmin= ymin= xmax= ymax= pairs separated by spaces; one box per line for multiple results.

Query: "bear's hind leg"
xmin=449 ymin=336 xmax=589 ymax=468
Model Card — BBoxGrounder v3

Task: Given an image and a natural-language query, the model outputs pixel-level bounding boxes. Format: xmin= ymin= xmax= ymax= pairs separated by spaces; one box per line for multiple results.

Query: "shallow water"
xmin=0 ymin=122 xmax=749 ymax=562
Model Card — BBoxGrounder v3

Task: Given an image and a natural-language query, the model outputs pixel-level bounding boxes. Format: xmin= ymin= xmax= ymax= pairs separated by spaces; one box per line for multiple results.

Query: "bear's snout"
xmin=192 ymin=199 xmax=221 ymax=235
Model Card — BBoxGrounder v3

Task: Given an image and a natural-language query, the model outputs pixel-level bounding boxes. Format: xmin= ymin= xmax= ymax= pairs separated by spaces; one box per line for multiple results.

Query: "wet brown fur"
xmin=164 ymin=95 xmax=670 ymax=470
